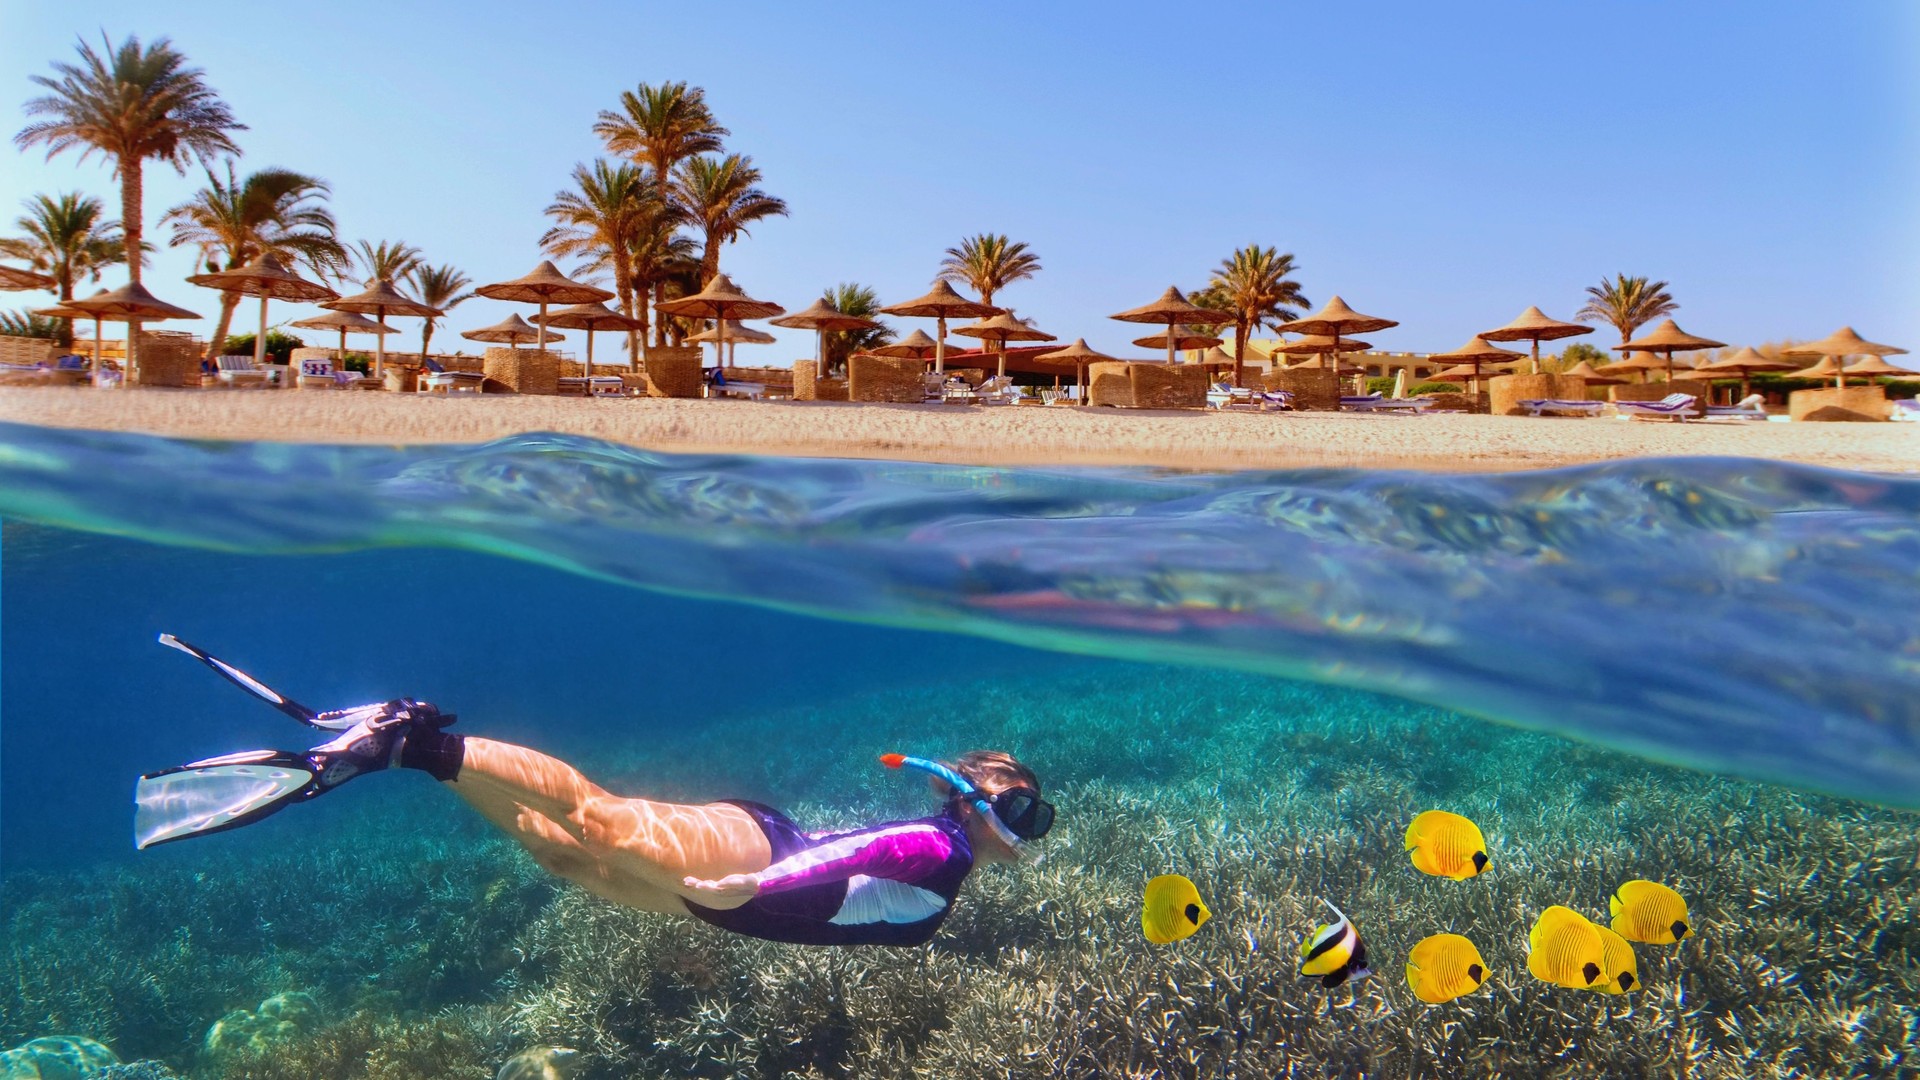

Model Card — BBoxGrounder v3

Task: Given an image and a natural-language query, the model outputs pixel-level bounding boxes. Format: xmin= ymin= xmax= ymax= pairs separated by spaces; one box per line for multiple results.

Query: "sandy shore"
xmin=1 ymin=386 xmax=1914 ymax=473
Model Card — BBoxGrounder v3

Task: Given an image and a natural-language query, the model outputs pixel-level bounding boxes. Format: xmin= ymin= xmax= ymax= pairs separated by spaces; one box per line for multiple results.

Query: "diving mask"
xmin=879 ymin=753 xmax=1054 ymax=852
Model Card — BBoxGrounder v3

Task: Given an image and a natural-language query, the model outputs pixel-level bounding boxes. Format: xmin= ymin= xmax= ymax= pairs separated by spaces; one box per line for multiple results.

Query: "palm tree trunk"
xmin=120 ymin=161 xmax=143 ymax=380
xmin=421 ymin=319 xmax=436 ymax=362
xmin=205 ymin=292 xmax=241 ymax=363
xmin=55 ymin=271 xmax=75 ymax=349
xmin=701 ymin=228 xmax=720 ymax=285
xmin=1234 ymin=316 xmax=1248 ymax=389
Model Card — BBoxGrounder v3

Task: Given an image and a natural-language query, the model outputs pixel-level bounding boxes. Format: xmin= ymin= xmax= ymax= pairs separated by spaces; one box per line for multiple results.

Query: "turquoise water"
xmin=1 ymin=423 xmax=1916 ymax=1078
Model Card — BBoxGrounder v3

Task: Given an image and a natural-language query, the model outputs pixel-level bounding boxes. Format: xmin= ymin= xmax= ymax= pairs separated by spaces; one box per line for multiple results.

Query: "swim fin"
xmin=135 ymin=636 xmax=458 ymax=848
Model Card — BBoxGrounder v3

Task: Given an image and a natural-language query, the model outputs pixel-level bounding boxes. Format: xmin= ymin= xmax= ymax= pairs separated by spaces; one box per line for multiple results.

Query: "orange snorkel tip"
xmin=879 ymin=753 xmax=907 ymax=768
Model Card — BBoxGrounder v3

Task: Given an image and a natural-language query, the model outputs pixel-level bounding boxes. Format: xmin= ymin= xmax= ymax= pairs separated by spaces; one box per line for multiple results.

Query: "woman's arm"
xmin=684 ymin=823 xmax=953 ymax=901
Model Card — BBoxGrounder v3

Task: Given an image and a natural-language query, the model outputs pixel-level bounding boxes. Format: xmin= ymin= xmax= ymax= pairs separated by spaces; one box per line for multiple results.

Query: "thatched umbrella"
xmin=955 ymin=313 xmax=1056 ymax=378
xmin=1481 ymin=306 xmax=1593 ymax=374
xmin=1110 ymin=287 xmax=1234 ymax=371
xmin=1428 ymin=335 xmax=1526 ymax=394
xmin=1131 ymin=325 xmax=1225 ymax=357
xmin=1783 ymin=327 xmax=1907 ymax=388
xmin=1840 ymin=355 xmax=1918 ymax=381
xmin=1197 ymin=346 xmax=1241 ymax=371
xmin=1611 ymin=318 xmax=1725 ymax=382
xmin=879 ymin=280 xmax=1000 ymax=374
xmin=534 ymin=302 xmax=648 ymax=373
xmin=1561 ymin=360 xmax=1626 ymax=386
xmin=864 ymin=328 xmax=942 ymax=360
xmin=63 ymin=282 xmax=201 ymax=383
xmin=769 ymin=297 xmax=881 ymax=374
xmin=1783 ymin=356 xmax=1854 ymax=390
xmin=1035 ymin=338 xmax=1119 ymax=404
xmin=187 ymin=253 xmax=339 ymax=369
xmin=656 ymin=273 xmax=784 ymax=372
xmin=322 ymin=279 xmax=443 ymax=379
xmin=474 ymin=261 xmax=613 ymax=356
xmin=1597 ymin=350 xmax=1668 ymax=384
xmin=463 ymin=314 xmax=563 ymax=349
xmin=290 ymin=309 xmax=398 ymax=357
xmin=1273 ymin=297 xmax=1397 ymax=385
xmin=688 ymin=319 xmax=775 ymax=368
xmin=0 ymin=265 xmax=55 ymax=291
xmin=1698 ymin=345 xmax=1799 ymax=400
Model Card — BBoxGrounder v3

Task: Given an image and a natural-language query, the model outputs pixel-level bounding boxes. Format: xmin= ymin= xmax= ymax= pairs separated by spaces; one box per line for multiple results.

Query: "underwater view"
xmin=2 ymin=424 xmax=1917 ymax=1079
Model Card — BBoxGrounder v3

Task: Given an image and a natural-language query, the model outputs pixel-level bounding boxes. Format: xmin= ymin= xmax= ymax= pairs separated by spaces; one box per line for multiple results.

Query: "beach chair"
xmin=1343 ymin=393 xmax=1436 ymax=413
xmin=558 ymin=374 xmax=626 ymax=397
xmin=975 ymin=376 xmax=1020 ymax=405
xmin=1704 ymin=393 xmax=1769 ymax=420
xmin=297 ymin=357 xmax=339 ymax=390
xmin=1519 ymin=398 xmax=1606 ymax=417
xmin=215 ymin=355 xmax=272 ymax=389
xmin=1891 ymin=399 xmax=1920 ymax=423
xmin=923 ymin=372 xmax=948 ymax=403
xmin=419 ymin=358 xmax=486 ymax=394
xmin=1614 ymin=393 xmax=1698 ymax=421
xmin=941 ymin=378 xmax=978 ymax=404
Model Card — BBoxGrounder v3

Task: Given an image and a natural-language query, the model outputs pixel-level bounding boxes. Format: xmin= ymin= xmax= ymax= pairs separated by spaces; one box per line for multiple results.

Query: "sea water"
xmin=0 ymin=422 xmax=1914 ymax=1079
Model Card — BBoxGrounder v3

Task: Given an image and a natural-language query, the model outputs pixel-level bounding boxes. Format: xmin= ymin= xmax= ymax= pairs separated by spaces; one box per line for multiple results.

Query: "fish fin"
xmin=1321 ymin=968 xmax=1349 ymax=989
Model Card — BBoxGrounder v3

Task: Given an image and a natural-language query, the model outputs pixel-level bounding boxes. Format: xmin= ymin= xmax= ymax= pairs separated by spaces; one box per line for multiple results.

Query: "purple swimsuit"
xmin=684 ymin=800 xmax=975 ymax=946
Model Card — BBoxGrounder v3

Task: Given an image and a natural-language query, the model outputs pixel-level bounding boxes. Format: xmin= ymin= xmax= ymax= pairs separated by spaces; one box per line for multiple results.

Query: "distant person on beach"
xmin=133 ymin=636 xmax=1053 ymax=947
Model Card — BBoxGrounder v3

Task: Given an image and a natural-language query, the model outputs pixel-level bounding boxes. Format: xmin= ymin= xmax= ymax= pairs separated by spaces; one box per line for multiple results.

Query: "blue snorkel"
xmin=880 ymin=753 xmax=1034 ymax=857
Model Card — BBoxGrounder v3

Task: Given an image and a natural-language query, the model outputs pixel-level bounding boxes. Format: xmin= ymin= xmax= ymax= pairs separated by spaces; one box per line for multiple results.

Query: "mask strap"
xmin=879 ymin=753 xmax=1031 ymax=855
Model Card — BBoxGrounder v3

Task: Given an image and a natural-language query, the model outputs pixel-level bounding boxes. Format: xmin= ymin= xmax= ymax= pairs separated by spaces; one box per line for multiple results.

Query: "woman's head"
xmin=941 ymin=750 xmax=1050 ymax=864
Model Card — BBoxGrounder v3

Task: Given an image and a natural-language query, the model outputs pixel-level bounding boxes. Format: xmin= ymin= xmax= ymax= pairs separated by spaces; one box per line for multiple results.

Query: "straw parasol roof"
xmin=291 ymin=309 xmax=397 ymax=357
xmin=655 ymin=273 xmax=783 ymax=368
xmin=532 ymin=302 xmax=648 ymax=371
xmin=1481 ymin=306 xmax=1592 ymax=372
xmin=878 ymin=281 xmax=1001 ymax=374
xmin=1110 ymin=287 xmax=1234 ymax=369
xmin=1198 ymin=346 xmax=1239 ymax=368
xmin=1611 ymin=318 xmax=1725 ymax=381
xmin=863 ymin=329 xmax=942 ymax=359
xmin=1287 ymin=355 xmax=1368 ymax=377
xmin=1783 ymin=355 xmax=1854 ymax=389
xmin=688 ymin=320 xmax=776 ymax=344
xmin=474 ymin=261 xmax=614 ymax=306
xmin=1269 ymin=334 xmax=1371 ymax=355
xmin=323 ymin=278 xmax=443 ymax=378
xmin=1427 ymin=335 xmax=1523 ymax=390
xmin=769 ymin=297 xmax=879 ymax=333
xmin=1783 ymin=326 xmax=1906 ymax=361
xmin=1131 ymin=326 xmax=1224 ymax=352
xmin=463 ymin=314 xmax=562 ymax=347
xmin=0 ymin=265 xmax=56 ymax=291
xmin=31 ymin=301 xmax=90 ymax=320
xmin=955 ymin=313 xmax=1056 ymax=378
xmin=769 ymin=297 xmax=882 ymax=370
xmin=1036 ymin=337 xmax=1121 ymax=403
xmin=1274 ymin=295 xmax=1397 ymax=337
xmin=187 ymin=252 xmax=336 ymax=303
xmin=65 ymin=282 xmax=202 ymax=382
xmin=1561 ymin=360 xmax=1626 ymax=386
xmin=1840 ymin=355 xmax=1918 ymax=378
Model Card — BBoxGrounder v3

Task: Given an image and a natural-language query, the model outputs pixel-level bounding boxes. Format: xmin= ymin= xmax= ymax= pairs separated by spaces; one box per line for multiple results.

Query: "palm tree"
xmin=15 ymin=34 xmax=244 ymax=285
xmin=628 ymin=213 xmax=699 ymax=348
xmin=821 ymin=283 xmax=895 ymax=374
xmin=407 ymin=263 xmax=471 ymax=361
xmin=673 ymin=153 xmax=788 ymax=285
xmin=160 ymin=163 xmax=345 ymax=359
xmin=594 ymin=81 xmax=727 ymax=210
xmin=353 ymin=239 xmax=423 ymax=286
xmin=937 ymin=234 xmax=1041 ymax=307
xmin=1205 ymin=245 xmax=1309 ymax=387
xmin=0 ymin=192 xmax=126 ymax=345
xmin=1577 ymin=274 xmax=1678 ymax=354
xmin=542 ymin=160 xmax=665 ymax=362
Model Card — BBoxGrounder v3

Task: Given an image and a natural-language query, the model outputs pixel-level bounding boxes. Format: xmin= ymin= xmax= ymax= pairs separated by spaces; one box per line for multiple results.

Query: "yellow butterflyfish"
xmin=1609 ymin=879 xmax=1693 ymax=944
xmin=1141 ymin=874 xmax=1210 ymax=944
xmin=1404 ymin=810 xmax=1489 ymax=880
xmin=1527 ymin=905 xmax=1607 ymax=990
xmin=1405 ymin=933 xmax=1488 ymax=1004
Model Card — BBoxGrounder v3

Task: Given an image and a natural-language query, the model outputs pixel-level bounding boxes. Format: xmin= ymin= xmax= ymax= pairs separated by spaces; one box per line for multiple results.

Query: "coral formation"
xmin=203 ymin=993 xmax=321 ymax=1060
xmin=4 ymin=668 xmax=1916 ymax=1078
xmin=0 ymin=1035 xmax=117 ymax=1080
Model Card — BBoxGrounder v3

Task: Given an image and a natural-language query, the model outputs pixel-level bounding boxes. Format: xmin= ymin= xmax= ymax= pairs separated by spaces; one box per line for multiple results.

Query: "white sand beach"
xmin=1 ymin=387 xmax=1914 ymax=473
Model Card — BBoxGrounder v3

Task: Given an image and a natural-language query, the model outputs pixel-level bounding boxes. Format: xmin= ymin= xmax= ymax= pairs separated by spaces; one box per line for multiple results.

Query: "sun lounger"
xmin=975 ymin=376 xmax=1021 ymax=405
xmin=1891 ymin=399 xmax=1920 ymax=423
xmin=215 ymin=355 xmax=272 ymax=389
xmin=1614 ymin=392 xmax=1698 ymax=420
xmin=1519 ymin=398 xmax=1606 ymax=417
xmin=558 ymin=374 xmax=626 ymax=397
xmin=711 ymin=380 xmax=766 ymax=400
xmin=1342 ymin=393 xmax=1436 ymax=413
xmin=1704 ymin=394 xmax=1769 ymax=420
xmin=419 ymin=358 xmax=486 ymax=394
xmin=1258 ymin=389 xmax=1296 ymax=410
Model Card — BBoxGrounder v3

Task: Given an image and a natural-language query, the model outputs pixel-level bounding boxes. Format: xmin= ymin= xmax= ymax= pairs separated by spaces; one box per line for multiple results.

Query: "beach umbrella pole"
xmin=255 ymin=297 xmax=270 ymax=368
xmin=935 ymin=315 xmax=946 ymax=374
xmin=376 ymin=314 xmax=387 ymax=379
xmin=92 ymin=316 xmax=102 ymax=383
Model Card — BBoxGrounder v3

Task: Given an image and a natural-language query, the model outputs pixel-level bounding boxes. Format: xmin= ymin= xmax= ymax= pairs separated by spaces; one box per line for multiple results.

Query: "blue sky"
xmin=2 ymin=1 xmax=1914 ymax=363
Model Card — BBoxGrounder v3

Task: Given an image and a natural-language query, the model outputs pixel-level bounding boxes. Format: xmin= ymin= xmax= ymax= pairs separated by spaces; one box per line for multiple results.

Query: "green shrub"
xmin=1364 ymin=376 xmax=1394 ymax=395
xmin=222 ymin=330 xmax=306 ymax=364
xmin=341 ymin=352 xmax=372 ymax=374
xmin=1409 ymin=381 xmax=1461 ymax=395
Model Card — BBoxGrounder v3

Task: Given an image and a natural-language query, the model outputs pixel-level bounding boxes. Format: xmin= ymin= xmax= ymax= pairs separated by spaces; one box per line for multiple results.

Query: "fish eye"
xmin=1582 ymin=962 xmax=1600 ymax=985
xmin=1184 ymin=903 xmax=1201 ymax=925
xmin=1467 ymin=964 xmax=1484 ymax=984
xmin=1673 ymin=920 xmax=1690 ymax=939
xmin=1471 ymin=851 xmax=1488 ymax=872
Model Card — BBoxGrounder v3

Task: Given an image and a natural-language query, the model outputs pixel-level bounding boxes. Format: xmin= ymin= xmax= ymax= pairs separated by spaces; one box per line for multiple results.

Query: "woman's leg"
xmin=445 ymin=737 xmax=774 ymax=911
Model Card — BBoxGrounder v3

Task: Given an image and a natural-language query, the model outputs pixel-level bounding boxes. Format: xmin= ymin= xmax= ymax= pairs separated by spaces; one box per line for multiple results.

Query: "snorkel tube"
xmin=880 ymin=753 xmax=1032 ymax=857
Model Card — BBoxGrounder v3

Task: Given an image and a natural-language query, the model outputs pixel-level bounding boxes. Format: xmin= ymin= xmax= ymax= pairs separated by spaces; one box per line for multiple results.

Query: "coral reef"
xmin=5 ymin=668 xmax=1916 ymax=1078
xmin=203 ymin=993 xmax=321 ymax=1061
xmin=0 ymin=1036 xmax=117 ymax=1080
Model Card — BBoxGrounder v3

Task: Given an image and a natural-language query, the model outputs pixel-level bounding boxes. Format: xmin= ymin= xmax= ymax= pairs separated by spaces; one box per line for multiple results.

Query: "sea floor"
xmin=3 ymin=667 xmax=1914 ymax=1080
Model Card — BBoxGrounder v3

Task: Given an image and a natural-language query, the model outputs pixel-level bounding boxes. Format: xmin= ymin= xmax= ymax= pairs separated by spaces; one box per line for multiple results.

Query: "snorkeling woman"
xmin=131 ymin=636 xmax=1053 ymax=947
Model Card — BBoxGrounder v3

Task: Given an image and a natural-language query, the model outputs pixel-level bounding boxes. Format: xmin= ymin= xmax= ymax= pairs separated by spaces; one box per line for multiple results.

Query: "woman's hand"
xmin=682 ymin=872 xmax=761 ymax=901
